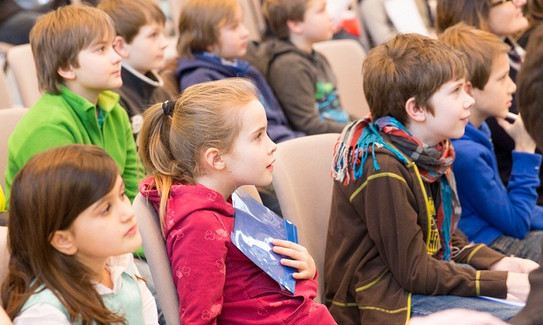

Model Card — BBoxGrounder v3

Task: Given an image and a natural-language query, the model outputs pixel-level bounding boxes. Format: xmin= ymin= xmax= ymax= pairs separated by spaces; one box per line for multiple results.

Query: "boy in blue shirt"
xmin=441 ymin=23 xmax=543 ymax=263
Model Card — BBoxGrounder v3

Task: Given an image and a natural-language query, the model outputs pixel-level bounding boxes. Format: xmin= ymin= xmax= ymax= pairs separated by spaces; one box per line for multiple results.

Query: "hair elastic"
xmin=162 ymin=100 xmax=175 ymax=117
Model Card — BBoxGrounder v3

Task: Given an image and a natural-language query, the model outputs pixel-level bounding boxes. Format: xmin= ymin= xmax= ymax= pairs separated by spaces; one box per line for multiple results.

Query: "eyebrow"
xmin=251 ymin=126 xmax=266 ymax=136
xmin=90 ymin=180 xmax=125 ymax=211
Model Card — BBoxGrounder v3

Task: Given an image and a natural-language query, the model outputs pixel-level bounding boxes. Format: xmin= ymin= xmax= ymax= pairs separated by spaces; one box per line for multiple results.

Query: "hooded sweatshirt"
xmin=139 ymin=178 xmax=336 ymax=324
xmin=176 ymin=52 xmax=304 ymax=143
xmin=245 ymin=39 xmax=349 ymax=134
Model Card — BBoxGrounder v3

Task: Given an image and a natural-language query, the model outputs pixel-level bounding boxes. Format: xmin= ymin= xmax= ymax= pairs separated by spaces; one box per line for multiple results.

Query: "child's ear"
xmin=50 ymin=230 xmax=78 ymax=255
xmin=203 ymin=147 xmax=226 ymax=171
xmin=405 ymin=97 xmax=426 ymax=122
xmin=286 ymin=20 xmax=303 ymax=35
xmin=113 ymin=35 xmax=129 ymax=59
xmin=57 ymin=65 xmax=76 ymax=81
xmin=465 ymin=81 xmax=473 ymax=96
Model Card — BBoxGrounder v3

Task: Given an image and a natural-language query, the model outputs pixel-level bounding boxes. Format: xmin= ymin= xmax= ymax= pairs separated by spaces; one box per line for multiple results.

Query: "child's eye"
xmin=256 ymin=132 xmax=263 ymax=140
xmin=101 ymin=203 xmax=111 ymax=215
xmin=120 ymin=191 xmax=127 ymax=200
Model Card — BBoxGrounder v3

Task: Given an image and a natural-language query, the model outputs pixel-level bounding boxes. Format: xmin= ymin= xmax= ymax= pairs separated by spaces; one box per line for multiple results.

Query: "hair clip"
xmin=162 ymin=100 xmax=175 ymax=117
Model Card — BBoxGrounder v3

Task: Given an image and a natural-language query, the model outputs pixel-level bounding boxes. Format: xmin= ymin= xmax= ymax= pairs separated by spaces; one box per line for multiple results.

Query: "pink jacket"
xmin=140 ymin=178 xmax=335 ymax=324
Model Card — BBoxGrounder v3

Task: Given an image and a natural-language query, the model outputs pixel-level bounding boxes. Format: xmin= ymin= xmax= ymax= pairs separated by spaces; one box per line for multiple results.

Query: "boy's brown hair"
xmin=29 ymin=4 xmax=116 ymax=94
xmin=363 ymin=33 xmax=466 ymax=125
xmin=176 ymin=0 xmax=240 ymax=59
xmin=262 ymin=0 xmax=308 ymax=40
xmin=98 ymin=0 xmax=166 ymax=44
xmin=439 ymin=23 xmax=509 ymax=90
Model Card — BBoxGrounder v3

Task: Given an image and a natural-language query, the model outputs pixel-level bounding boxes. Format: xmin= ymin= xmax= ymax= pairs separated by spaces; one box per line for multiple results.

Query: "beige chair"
xmin=0 ymin=108 xmax=29 ymax=190
xmin=271 ymin=133 xmax=339 ymax=303
xmin=133 ymin=193 xmax=180 ymax=325
xmin=0 ymin=226 xmax=9 ymax=285
xmin=313 ymin=39 xmax=369 ymax=120
xmin=239 ymin=0 xmax=266 ymax=41
xmin=134 ymin=186 xmax=260 ymax=325
xmin=0 ymin=69 xmax=13 ymax=109
xmin=6 ymin=44 xmax=41 ymax=108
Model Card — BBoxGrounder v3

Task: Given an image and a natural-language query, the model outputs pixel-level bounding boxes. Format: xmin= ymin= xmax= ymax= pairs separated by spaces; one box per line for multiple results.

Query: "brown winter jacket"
xmin=325 ymin=140 xmax=508 ymax=324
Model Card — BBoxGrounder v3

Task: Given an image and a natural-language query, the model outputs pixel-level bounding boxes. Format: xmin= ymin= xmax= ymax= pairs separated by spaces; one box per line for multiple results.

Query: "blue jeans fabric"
xmin=490 ymin=230 xmax=543 ymax=263
xmin=410 ymin=294 xmax=522 ymax=321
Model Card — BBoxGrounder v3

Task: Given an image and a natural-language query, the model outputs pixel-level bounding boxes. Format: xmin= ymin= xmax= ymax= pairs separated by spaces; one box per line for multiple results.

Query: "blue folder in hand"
xmin=231 ymin=188 xmax=298 ymax=294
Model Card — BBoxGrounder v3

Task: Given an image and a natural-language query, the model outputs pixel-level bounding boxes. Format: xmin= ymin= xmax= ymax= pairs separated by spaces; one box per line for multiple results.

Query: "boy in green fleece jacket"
xmin=4 ymin=4 xmax=140 ymax=203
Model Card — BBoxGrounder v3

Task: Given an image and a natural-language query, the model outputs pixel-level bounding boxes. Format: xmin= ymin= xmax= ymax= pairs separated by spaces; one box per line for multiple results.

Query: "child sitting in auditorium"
xmin=259 ymin=0 xmax=350 ymax=134
xmin=98 ymin=0 xmax=173 ymax=144
xmin=324 ymin=32 xmax=538 ymax=324
xmin=4 ymin=4 xmax=140 ymax=202
xmin=1 ymin=144 xmax=157 ymax=323
xmin=175 ymin=0 xmax=303 ymax=144
xmin=440 ymin=23 xmax=543 ymax=263
xmin=138 ymin=78 xmax=335 ymax=324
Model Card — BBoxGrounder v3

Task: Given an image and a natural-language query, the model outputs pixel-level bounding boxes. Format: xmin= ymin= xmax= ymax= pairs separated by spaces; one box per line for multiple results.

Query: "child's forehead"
xmin=436 ymin=78 xmax=465 ymax=93
xmin=86 ymin=32 xmax=115 ymax=47
xmin=306 ymin=0 xmax=326 ymax=10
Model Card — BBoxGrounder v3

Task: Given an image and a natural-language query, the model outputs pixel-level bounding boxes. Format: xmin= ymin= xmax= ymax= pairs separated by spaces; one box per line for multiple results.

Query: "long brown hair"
xmin=517 ymin=24 xmax=543 ymax=150
xmin=436 ymin=0 xmax=492 ymax=33
xmin=138 ymin=78 xmax=258 ymax=229
xmin=1 ymin=144 xmax=125 ymax=324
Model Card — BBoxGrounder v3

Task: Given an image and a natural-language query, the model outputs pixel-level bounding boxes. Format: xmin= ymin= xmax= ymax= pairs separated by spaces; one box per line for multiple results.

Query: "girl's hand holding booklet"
xmin=231 ymin=189 xmax=298 ymax=294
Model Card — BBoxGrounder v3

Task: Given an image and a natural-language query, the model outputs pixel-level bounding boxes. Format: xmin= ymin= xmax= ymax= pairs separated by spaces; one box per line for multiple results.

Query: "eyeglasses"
xmin=489 ymin=0 xmax=513 ymax=8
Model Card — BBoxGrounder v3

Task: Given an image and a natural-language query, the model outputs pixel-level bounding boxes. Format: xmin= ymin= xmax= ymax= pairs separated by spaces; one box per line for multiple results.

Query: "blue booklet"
xmin=231 ymin=189 xmax=298 ymax=294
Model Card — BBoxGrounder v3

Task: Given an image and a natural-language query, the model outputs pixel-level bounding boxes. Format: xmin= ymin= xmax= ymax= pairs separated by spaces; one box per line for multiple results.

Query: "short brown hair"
xmin=436 ymin=0 xmax=492 ymax=33
xmin=29 ymin=4 xmax=116 ymax=94
xmin=439 ymin=23 xmax=509 ymax=90
xmin=176 ymin=0 xmax=240 ymax=59
xmin=363 ymin=33 xmax=466 ymax=125
xmin=98 ymin=0 xmax=166 ymax=44
xmin=262 ymin=0 xmax=308 ymax=40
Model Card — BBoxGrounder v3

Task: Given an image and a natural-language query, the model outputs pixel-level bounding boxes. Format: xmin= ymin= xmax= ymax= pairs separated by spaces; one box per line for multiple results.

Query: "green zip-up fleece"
xmin=5 ymin=86 xmax=140 ymax=204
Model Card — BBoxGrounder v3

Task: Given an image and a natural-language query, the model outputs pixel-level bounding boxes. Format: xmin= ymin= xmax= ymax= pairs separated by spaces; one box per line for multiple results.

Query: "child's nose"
xmin=159 ymin=33 xmax=169 ymax=49
xmin=464 ymin=93 xmax=475 ymax=109
xmin=241 ymin=24 xmax=250 ymax=38
xmin=110 ymin=47 xmax=122 ymax=63
xmin=508 ymin=78 xmax=517 ymax=94
xmin=269 ymin=140 xmax=278 ymax=155
xmin=120 ymin=203 xmax=136 ymax=222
